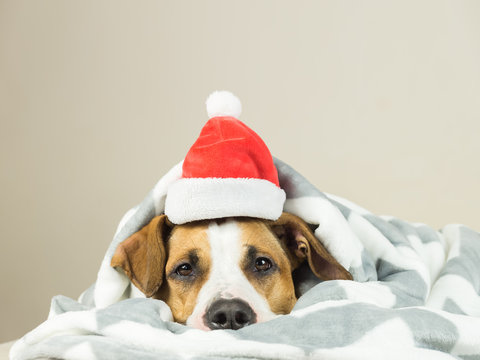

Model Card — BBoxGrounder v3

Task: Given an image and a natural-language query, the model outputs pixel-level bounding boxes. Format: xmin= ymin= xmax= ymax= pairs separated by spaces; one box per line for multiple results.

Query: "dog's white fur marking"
xmin=186 ymin=220 xmax=277 ymax=329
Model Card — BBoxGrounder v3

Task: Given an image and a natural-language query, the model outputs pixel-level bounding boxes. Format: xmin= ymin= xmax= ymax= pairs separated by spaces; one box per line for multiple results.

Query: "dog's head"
xmin=111 ymin=212 xmax=351 ymax=330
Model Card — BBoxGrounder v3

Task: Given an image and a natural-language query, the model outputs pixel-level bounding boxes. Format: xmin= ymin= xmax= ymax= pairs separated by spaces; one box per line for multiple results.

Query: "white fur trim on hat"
xmin=206 ymin=91 xmax=242 ymax=119
xmin=165 ymin=178 xmax=286 ymax=224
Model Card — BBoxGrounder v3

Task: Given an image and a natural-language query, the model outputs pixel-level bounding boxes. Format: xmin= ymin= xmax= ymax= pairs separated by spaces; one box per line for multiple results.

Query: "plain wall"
xmin=1 ymin=0 xmax=479 ymax=342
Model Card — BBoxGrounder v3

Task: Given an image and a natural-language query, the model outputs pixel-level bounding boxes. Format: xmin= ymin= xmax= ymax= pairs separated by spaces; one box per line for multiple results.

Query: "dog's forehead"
xmin=235 ymin=219 xmax=285 ymax=252
xmin=167 ymin=221 xmax=211 ymax=256
xmin=169 ymin=220 xmax=210 ymax=239
xmin=168 ymin=218 xmax=283 ymax=254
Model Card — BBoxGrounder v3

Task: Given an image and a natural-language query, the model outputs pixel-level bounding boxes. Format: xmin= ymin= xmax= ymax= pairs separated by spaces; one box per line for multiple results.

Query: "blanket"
xmin=11 ymin=158 xmax=480 ymax=359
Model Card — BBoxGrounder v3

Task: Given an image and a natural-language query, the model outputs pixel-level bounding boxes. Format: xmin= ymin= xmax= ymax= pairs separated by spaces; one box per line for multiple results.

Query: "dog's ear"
xmin=271 ymin=212 xmax=352 ymax=281
xmin=111 ymin=215 xmax=172 ymax=297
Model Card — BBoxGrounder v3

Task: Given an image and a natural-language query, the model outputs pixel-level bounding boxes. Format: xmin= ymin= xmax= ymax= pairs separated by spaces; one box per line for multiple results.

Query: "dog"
xmin=111 ymin=212 xmax=352 ymax=330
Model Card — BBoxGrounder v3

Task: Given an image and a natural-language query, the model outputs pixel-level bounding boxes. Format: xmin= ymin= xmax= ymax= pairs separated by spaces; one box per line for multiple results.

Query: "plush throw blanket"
xmin=11 ymin=158 xmax=480 ymax=359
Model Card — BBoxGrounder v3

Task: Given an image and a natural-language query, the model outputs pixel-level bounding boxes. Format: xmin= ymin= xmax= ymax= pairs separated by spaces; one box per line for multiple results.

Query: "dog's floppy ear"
xmin=271 ymin=212 xmax=352 ymax=281
xmin=111 ymin=215 xmax=172 ymax=297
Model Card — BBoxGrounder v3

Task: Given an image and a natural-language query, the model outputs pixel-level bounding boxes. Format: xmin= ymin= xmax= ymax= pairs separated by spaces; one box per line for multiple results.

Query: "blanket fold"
xmin=11 ymin=158 xmax=480 ymax=359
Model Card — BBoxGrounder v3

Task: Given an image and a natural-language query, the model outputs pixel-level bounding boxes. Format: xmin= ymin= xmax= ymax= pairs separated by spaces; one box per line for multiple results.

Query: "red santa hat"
xmin=164 ymin=91 xmax=286 ymax=224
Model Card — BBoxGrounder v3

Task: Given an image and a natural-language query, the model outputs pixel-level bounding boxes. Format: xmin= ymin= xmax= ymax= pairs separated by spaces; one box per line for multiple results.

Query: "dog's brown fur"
xmin=111 ymin=213 xmax=352 ymax=324
xmin=156 ymin=222 xmax=212 ymax=323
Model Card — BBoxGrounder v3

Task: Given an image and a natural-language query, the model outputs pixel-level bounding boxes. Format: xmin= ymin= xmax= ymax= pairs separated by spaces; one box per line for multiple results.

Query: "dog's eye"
xmin=254 ymin=257 xmax=272 ymax=272
xmin=175 ymin=263 xmax=193 ymax=276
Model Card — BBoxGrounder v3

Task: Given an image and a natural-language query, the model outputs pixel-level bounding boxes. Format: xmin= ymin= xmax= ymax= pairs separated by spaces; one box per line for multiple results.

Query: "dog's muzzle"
xmin=204 ymin=298 xmax=257 ymax=330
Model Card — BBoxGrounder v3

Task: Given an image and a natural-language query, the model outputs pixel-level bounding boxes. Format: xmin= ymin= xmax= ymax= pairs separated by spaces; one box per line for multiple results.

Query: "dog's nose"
xmin=205 ymin=298 xmax=256 ymax=330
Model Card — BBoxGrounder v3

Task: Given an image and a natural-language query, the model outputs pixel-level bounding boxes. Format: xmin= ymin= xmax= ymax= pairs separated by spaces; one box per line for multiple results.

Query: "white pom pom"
xmin=206 ymin=91 xmax=242 ymax=119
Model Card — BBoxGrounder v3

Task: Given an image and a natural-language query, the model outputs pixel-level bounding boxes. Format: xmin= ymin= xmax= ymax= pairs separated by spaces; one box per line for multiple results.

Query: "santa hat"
xmin=164 ymin=91 xmax=286 ymax=224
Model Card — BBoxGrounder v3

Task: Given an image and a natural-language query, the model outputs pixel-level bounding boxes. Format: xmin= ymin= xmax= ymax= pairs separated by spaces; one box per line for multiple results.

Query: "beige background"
xmin=1 ymin=0 xmax=479 ymax=343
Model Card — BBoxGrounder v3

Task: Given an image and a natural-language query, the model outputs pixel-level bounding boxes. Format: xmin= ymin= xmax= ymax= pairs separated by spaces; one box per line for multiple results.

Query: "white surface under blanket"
xmin=11 ymin=158 xmax=480 ymax=359
xmin=0 ymin=342 xmax=14 ymax=360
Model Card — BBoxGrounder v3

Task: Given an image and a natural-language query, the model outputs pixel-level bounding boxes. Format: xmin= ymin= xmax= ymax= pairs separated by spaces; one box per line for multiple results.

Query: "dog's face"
xmin=111 ymin=213 xmax=351 ymax=330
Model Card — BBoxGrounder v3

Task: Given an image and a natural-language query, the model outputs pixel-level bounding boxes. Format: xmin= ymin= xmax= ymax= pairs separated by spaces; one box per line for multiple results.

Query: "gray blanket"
xmin=11 ymin=158 xmax=480 ymax=359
